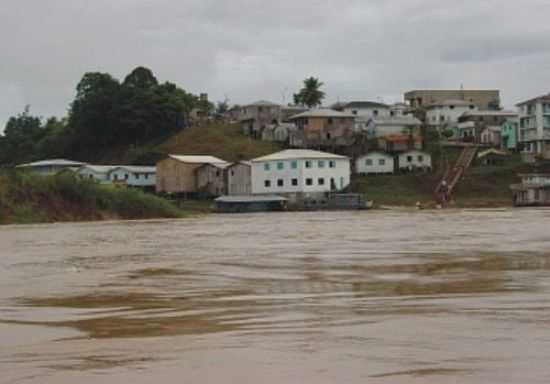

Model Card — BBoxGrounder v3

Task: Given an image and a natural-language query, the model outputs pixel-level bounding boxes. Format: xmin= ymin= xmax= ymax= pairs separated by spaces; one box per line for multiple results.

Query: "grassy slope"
xmin=353 ymin=150 xmax=528 ymax=208
xmin=158 ymin=123 xmax=283 ymax=162
xmin=0 ymin=171 xmax=184 ymax=225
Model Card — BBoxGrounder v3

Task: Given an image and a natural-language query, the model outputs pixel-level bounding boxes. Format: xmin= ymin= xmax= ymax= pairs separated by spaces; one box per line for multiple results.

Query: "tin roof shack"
xmin=378 ymin=134 xmax=423 ymax=152
xmin=476 ymin=149 xmax=512 ymax=166
xmin=511 ymin=173 xmax=550 ymax=207
xmin=288 ymin=109 xmax=356 ymax=148
xmin=196 ymin=163 xmax=230 ymax=198
xmin=156 ymin=155 xmax=227 ymax=195
xmin=227 ymin=161 xmax=252 ymax=195
xmin=16 ymin=159 xmax=86 ymax=176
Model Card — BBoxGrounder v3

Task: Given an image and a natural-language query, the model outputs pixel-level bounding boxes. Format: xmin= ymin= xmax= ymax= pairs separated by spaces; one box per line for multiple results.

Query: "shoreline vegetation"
xmin=0 ymin=171 xmax=186 ymax=225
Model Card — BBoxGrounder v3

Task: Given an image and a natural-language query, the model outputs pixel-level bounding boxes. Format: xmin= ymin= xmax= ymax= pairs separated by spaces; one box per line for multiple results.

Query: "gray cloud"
xmin=1 ymin=0 xmax=550 ymax=131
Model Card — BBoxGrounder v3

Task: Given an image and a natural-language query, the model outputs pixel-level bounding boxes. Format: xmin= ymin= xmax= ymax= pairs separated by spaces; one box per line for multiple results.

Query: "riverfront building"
xmin=517 ymin=94 xmax=550 ymax=160
xmin=250 ymin=149 xmax=350 ymax=195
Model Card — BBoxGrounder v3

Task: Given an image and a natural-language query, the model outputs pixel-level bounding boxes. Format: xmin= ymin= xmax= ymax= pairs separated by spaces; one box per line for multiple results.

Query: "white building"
xmin=109 ymin=166 xmax=156 ymax=187
xmin=77 ymin=165 xmax=116 ymax=182
xmin=340 ymin=101 xmax=391 ymax=119
xmin=425 ymin=100 xmax=477 ymax=131
xmin=517 ymin=94 xmax=550 ymax=158
xmin=16 ymin=159 xmax=86 ymax=175
xmin=250 ymin=149 xmax=350 ymax=195
xmin=355 ymin=152 xmax=394 ymax=175
xmin=397 ymin=150 xmax=432 ymax=172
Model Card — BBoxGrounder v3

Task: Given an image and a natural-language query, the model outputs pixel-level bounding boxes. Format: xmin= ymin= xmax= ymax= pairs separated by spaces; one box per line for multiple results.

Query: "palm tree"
xmin=294 ymin=77 xmax=325 ymax=108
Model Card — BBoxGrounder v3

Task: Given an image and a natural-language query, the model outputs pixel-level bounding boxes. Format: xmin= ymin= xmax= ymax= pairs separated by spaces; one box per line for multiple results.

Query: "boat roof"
xmin=215 ymin=195 xmax=288 ymax=203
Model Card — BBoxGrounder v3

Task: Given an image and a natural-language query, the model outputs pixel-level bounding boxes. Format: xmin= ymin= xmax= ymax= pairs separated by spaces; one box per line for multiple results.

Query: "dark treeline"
xmin=0 ymin=66 xmax=207 ymax=165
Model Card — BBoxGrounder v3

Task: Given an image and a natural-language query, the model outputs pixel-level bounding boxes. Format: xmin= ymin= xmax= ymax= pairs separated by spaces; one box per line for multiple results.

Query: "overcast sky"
xmin=2 ymin=0 xmax=550 ymax=130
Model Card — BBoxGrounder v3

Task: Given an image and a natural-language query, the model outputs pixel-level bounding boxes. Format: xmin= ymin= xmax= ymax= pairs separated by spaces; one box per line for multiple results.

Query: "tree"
xmin=123 ymin=66 xmax=158 ymax=89
xmin=0 ymin=106 xmax=44 ymax=165
xmin=293 ymin=77 xmax=325 ymax=108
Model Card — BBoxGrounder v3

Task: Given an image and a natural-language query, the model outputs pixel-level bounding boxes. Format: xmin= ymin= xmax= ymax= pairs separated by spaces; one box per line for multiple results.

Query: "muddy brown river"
xmin=1 ymin=209 xmax=550 ymax=383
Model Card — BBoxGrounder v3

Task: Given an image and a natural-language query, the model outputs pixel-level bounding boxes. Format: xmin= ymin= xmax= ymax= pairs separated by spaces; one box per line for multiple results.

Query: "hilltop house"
xmin=16 ymin=159 xmax=86 ymax=176
xmin=239 ymin=100 xmax=281 ymax=139
xmin=457 ymin=110 xmax=518 ymax=145
xmin=516 ymin=94 xmax=550 ymax=161
xmin=250 ymin=149 xmax=350 ymax=195
xmin=288 ymin=109 xmax=356 ymax=147
xmin=424 ymin=100 xmax=478 ymax=132
xmin=405 ymin=89 xmax=500 ymax=111
xmin=355 ymin=152 xmax=394 ymax=175
xmin=397 ymin=150 xmax=432 ymax=172
xmin=156 ymin=155 xmax=227 ymax=194
xmin=227 ymin=161 xmax=252 ymax=195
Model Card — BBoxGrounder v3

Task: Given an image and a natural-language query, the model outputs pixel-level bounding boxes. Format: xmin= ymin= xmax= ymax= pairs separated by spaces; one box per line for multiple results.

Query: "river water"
xmin=1 ymin=209 xmax=550 ymax=383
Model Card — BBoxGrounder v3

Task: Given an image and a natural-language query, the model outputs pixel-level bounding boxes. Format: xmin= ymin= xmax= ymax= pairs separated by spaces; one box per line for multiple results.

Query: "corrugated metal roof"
xmin=78 ymin=165 xmax=117 ymax=173
xmin=111 ymin=166 xmax=156 ymax=173
xmin=215 ymin=195 xmax=288 ymax=203
xmin=16 ymin=159 xmax=86 ymax=168
xmin=289 ymin=109 xmax=356 ymax=119
xmin=251 ymin=149 xmax=348 ymax=162
xmin=168 ymin=155 xmax=227 ymax=164
xmin=516 ymin=94 xmax=550 ymax=106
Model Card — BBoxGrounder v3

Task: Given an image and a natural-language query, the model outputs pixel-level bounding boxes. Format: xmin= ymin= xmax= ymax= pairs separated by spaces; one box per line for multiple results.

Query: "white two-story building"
xmin=517 ymin=94 xmax=550 ymax=159
xmin=250 ymin=150 xmax=350 ymax=195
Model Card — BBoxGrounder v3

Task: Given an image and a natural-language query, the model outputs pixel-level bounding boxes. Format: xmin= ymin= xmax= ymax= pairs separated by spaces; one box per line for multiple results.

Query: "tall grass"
xmin=0 ymin=170 xmax=183 ymax=224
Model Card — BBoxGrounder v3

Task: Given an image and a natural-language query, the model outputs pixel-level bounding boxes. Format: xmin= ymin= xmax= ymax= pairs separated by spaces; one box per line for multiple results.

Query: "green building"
xmin=501 ymin=119 xmax=519 ymax=151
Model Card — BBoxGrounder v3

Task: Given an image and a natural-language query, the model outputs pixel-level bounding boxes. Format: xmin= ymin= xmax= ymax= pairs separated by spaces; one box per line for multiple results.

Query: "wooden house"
xmin=227 ymin=161 xmax=252 ymax=195
xmin=156 ymin=155 xmax=227 ymax=194
xmin=196 ymin=163 xmax=230 ymax=197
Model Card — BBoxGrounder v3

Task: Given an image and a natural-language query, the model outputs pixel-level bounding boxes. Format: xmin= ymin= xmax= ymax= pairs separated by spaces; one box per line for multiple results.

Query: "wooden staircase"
xmin=435 ymin=145 xmax=478 ymax=205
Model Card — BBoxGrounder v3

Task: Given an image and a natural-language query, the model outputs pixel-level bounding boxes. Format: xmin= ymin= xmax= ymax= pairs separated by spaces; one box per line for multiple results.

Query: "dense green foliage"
xmin=0 ymin=67 xmax=201 ymax=166
xmin=293 ymin=77 xmax=325 ymax=108
xmin=0 ymin=171 xmax=183 ymax=224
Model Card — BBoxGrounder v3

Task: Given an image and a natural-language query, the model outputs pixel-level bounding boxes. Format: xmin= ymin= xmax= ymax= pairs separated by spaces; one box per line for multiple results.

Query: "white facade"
xmin=517 ymin=95 xmax=550 ymax=156
xmin=398 ymin=150 xmax=432 ymax=171
xmin=77 ymin=165 xmax=116 ymax=182
xmin=355 ymin=152 xmax=394 ymax=174
xmin=109 ymin=166 xmax=156 ymax=187
xmin=425 ymin=100 xmax=477 ymax=131
xmin=250 ymin=150 xmax=350 ymax=194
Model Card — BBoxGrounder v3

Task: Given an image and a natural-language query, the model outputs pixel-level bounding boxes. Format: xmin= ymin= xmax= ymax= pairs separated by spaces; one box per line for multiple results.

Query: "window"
xmin=216 ymin=170 xmax=220 ymax=177
xmin=318 ymin=160 xmax=325 ymax=168
xmin=264 ymin=163 xmax=270 ymax=171
xmin=328 ymin=117 xmax=334 ymax=124
xmin=277 ymin=179 xmax=284 ymax=187
xmin=264 ymin=180 xmax=271 ymax=187
xmin=450 ymin=105 xmax=455 ymax=110
xmin=318 ymin=178 xmax=325 ymax=186
xmin=305 ymin=160 xmax=312 ymax=168
xmin=306 ymin=178 xmax=313 ymax=186
xmin=390 ymin=111 xmax=395 ymax=117
xmin=440 ymin=116 xmax=445 ymax=122
xmin=352 ymin=110 xmax=357 ymax=115
xmin=373 ymin=110 xmax=379 ymax=116
xmin=379 ymin=159 xmax=385 ymax=165
xmin=291 ymin=160 xmax=298 ymax=169
xmin=407 ymin=156 xmax=413 ymax=163
xmin=418 ymin=155 xmax=424 ymax=162
xmin=124 ymin=174 xmax=129 ymax=180
xmin=277 ymin=162 xmax=284 ymax=170
xmin=329 ymin=160 xmax=336 ymax=168
xmin=134 ymin=173 xmax=139 ymax=179
xmin=291 ymin=178 xmax=298 ymax=186
xmin=258 ymin=106 xmax=263 ymax=112
xmin=366 ymin=159 xmax=373 ymax=166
